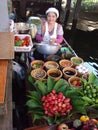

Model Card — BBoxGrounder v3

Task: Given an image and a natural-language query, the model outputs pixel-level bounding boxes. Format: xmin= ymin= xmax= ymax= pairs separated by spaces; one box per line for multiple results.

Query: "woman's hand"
xmin=50 ymin=38 xmax=56 ymax=44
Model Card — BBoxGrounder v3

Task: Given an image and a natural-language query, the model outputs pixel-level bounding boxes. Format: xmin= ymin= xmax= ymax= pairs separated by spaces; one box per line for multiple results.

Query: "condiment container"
xmin=45 ymin=61 xmax=59 ymax=70
xmin=71 ymin=56 xmax=84 ymax=67
xmin=62 ymin=67 xmax=77 ymax=80
xmin=59 ymin=59 xmax=73 ymax=69
xmin=47 ymin=68 xmax=62 ymax=81
xmin=31 ymin=68 xmax=46 ymax=80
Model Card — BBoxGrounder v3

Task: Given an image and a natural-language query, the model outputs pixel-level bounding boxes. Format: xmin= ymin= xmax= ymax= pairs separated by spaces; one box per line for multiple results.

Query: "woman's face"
xmin=47 ymin=12 xmax=57 ymax=24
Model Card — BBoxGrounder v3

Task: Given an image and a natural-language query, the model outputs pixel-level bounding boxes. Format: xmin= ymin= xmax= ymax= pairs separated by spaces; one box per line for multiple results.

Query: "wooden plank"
xmin=0 ymin=32 xmax=14 ymax=59
xmin=0 ymin=61 xmax=13 ymax=129
xmin=0 ymin=60 xmax=8 ymax=103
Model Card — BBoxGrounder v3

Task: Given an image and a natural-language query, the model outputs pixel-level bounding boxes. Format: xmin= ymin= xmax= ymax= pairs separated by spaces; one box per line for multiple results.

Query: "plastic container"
xmin=14 ymin=34 xmax=33 ymax=52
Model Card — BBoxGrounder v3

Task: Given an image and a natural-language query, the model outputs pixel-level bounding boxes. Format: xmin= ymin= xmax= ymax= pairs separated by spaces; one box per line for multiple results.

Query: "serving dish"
xmin=31 ymin=60 xmax=44 ymax=69
xmin=36 ymin=42 xmax=60 ymax=55
xmin=68 ymin=76 xmax=82 ymax=88
xmin=45 ymin=61 xmax=59 ymax=70
xmin=59 ymin=59 xmax=73 ymax=69
xmin=62 ymin=67 xmax=77 ymax=80
xmin=14 ymin=34 xmax=33 ymax=52
xmin=71 ymin=56 xmax=84 ymax=67
xmin=47 ymin=68 xmax=62 ymax=81
xmin=31 ymin=68 xmax=47 ymax=80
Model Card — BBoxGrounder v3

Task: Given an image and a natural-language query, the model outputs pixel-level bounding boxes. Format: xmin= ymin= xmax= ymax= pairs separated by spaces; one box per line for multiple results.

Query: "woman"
xmin=34 ymin=7 xmax=64 ymax=60
xmin=36 ymin=7 xmax=64 ymax=44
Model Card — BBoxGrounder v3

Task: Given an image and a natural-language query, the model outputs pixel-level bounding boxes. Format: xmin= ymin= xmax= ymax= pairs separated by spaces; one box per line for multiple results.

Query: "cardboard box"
xmin=0 ymin=32 xmax=14 ymax=59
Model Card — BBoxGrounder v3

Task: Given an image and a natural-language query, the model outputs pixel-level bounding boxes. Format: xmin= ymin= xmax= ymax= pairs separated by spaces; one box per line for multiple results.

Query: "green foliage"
xmin=35 ymin=80 xmax=47 ymax=95
xmin=47 ymin=77 xmax=56 ymax=93
xmin=26 ymin=74 xmax=98 ymax=125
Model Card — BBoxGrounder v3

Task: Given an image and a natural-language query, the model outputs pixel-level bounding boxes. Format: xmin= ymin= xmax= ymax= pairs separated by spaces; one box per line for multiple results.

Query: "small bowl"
xmin=45 ymin=61 xmax=59 ymax=70
xmin=68 ymin=76 xmax=82 ymax=88
xmin=46 ymin=55 xmax=61 ymax=62
xmin=31 ymin=60 xmax=44 ymax=69
xmin=47 ymin=68 xmax=62 ymax=81
xmin=31 ymin=68 xmax=46 ymax=80
xmin=59 ymin=59 xmax=73 ymax=69
xmin=71 ymin=56 xmax=84 ymax=67
xmin=62 ymin=67 xmax=77 ymax=80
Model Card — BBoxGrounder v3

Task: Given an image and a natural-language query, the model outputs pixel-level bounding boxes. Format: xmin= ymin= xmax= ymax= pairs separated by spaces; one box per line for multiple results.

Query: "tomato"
xmin=14 ymin=36 xmax=21 ymax=42
xmin=23 ymin=36 xmax=30 ymax=46
xmin=14 ymin=36 xmax=30 ymax=46
xmin=72 ymin=80 xmax=82 ymax=87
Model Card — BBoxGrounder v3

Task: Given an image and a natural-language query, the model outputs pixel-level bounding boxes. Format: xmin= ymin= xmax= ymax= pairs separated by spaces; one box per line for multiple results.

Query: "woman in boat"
xmin=36 ymin=7 xmax=64 ymax=44
xmin=34 ymin=7 xmax=64 ymax=60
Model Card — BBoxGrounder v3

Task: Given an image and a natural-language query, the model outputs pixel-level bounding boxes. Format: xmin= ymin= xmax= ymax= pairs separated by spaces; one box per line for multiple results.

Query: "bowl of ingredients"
xmin=71 ymin=56 xmax=84 ymax=67
xmin=68 ymin=76 xmax=82 ymax=88
xmin=45 ymin=61 xmax=59 ymax=70
xmin=59 ymin=59 xmax=73 ymax=69
xmin=14 ymin=22 xmax=30 ymax=34
xmin=36 ymin=42 xmax=60 ymax=55
xmin=31 ymin=68 xmax=46 ymax=80
xmin=62 ymin=67 xmax=77 ymax=80
xmin=47 ymin=68 xmax=62 ymax=81
xmin=28 ymin=16 xmax=41 ymax=27
xmin=46 ymin=55 xmax=61 ymax=62
xmin=31 ymin=60 xmax=44 ymax=69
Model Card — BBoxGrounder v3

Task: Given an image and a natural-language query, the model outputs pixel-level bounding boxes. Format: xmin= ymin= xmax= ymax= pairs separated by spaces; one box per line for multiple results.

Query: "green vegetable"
xmin=72 ymin=59 xmax=82 ymax=64
xmin=33 ymin=63 xmax=42 ymax=69
xmin=28 ymin=75 xmax=35 ymax=84
xmin=29 ymin=19 xmax=41 ymax=26
xmin=15 ymin=40 xmax=22 ymax=46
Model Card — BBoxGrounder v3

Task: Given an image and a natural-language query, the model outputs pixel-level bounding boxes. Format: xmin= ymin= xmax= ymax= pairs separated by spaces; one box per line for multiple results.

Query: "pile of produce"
xmin=27 ymin=72 xmax=98 ymax=126
xmin=14 ymin=35 xmax=30 ymax=46
xmin=57 ymin=115 xmax=98 ymax=130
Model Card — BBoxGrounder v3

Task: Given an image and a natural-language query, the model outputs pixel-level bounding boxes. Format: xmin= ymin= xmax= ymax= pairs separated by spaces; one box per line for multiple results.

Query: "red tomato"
xmin=14 ymin=36 xmax=21 ymax=42
xmin=23 ymin=36 xmax=30 ymax=46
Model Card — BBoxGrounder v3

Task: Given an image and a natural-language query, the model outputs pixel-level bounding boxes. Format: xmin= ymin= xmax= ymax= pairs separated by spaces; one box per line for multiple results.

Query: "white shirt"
xmin=43 ymin=22 xmax=57 ymax=43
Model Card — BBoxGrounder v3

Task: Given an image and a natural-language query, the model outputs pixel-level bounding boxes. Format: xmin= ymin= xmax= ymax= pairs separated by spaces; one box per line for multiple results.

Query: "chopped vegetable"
xmin=14 ymin=36 xmax=30 ymax=46
xmin=72 ymin=59 xmax=82 ymax=64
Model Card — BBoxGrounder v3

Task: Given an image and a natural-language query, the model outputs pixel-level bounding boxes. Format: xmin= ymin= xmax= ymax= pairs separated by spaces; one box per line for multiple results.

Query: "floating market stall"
xmin=11 ymin=15 xmax=98 ymax=130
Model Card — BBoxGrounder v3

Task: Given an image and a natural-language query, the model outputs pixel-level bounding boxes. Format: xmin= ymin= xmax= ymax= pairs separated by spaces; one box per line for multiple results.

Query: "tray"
xmin=14 ymin=34 xmax=33 ymax=52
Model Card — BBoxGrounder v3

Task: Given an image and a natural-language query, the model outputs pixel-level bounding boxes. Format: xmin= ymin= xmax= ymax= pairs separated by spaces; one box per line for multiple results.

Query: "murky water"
xmin=65 ymin=29 xmax=98 ymax=77
xmin=75 ymin=30 xmax=98 ymax=77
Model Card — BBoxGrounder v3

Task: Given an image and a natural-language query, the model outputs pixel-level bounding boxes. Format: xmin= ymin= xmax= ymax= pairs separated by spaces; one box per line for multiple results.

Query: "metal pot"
xmin=36 ymin=42 xmax=61 ymax=55
xmin=14 ymin=22 xmax=30 ymax=34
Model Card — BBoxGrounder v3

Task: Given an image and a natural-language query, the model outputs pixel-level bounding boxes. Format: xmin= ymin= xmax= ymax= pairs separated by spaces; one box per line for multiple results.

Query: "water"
xmin=65 ymin=29 xmax=98 ymax=77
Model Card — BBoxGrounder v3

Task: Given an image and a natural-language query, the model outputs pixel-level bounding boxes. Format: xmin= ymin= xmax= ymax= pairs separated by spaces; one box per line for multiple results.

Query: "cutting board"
xmin=0 ymin=32 xmax=14 ymax=59
xmin=0 ymin=60 xmax=8 ymax=103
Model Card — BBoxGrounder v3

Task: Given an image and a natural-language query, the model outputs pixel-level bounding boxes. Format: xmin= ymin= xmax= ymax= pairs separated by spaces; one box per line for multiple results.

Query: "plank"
xmin=0 ymin=61 xmax=13 ymax=129
xmin=0 ymin=60 xmax=8 ymax=103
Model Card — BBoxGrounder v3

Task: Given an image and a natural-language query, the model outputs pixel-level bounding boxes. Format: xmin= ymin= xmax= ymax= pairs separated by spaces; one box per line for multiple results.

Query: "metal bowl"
xmin=36 ymin=42 xmax=60 ymax=55
xmin=14 ymin=22 xmax=30 ymax=34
